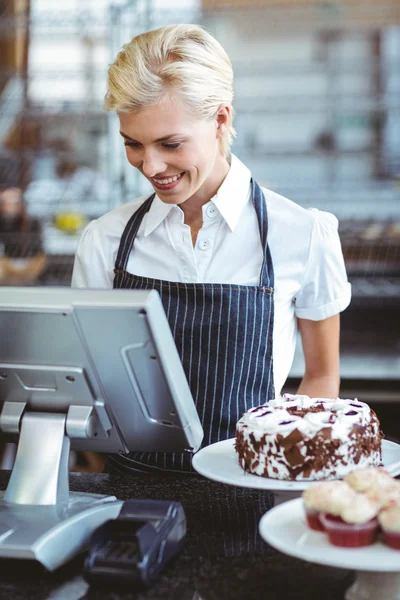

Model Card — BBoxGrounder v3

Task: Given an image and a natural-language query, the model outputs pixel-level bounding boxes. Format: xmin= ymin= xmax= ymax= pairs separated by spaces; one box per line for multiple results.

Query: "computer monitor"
xmin=0 ymin=285 xmax=203 ymax=454
xmin=0 ymin=287 xmax=203 ymax=569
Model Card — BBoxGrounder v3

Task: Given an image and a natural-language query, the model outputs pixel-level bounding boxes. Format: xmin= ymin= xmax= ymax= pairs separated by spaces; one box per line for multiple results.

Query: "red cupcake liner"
xmin=305 ymin=507 xmax=324 ymax=532
xmin=319 ymin=512 xmax=378 ymax=548
xmin=381 ymin=530 xmax=400 ymax=550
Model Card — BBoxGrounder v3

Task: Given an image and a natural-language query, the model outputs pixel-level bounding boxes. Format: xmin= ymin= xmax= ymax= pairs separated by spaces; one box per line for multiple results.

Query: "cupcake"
xmin=378 ymin=505 xmax=400 ymax=550
xmin=319 ymin=494 xmax=380 ymax=548
xmin=302 ymin=481 xmax=356 ymax=532
xmin=344 ymin=467 xmax=393 ymax=492
xmin=366 ymin=480 xmax=400 ymax=510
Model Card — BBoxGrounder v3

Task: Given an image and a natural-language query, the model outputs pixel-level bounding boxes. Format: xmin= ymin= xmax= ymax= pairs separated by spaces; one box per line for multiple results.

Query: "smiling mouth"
xmin=152 ymin=172 xmax=184 ymax=185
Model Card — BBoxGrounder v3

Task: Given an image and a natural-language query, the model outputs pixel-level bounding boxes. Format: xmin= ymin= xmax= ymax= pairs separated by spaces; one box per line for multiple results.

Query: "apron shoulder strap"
xmin=251 ymin=179 xmax=274 ymax=289
xmin=114 ymin=193 xmax=155 ymax=272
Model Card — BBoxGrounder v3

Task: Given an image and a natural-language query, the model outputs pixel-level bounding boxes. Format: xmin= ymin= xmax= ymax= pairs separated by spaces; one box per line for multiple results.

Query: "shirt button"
xmin=206 ymin=205 xmax=217 ymax=218
xmin=199 ymin=240 xmax=209 ymax=251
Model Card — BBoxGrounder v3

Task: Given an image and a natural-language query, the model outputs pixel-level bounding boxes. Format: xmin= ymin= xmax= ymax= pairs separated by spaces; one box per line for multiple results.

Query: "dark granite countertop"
xmin=0 ymin=470 xmax=353 ymax=600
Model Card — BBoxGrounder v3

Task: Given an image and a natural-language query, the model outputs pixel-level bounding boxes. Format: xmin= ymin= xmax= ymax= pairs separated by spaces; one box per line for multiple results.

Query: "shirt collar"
xmin=143 ymin=193 xmax=174 ymax=237
xmin=211 ymin=154 xmax=251 ymax=232
xmin=143 ymin=153 xmax=252 ymax=236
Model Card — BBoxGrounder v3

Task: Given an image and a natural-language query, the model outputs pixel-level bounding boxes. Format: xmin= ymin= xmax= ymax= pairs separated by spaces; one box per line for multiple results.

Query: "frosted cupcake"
xmin=366 ymin=480 xmax=400 ymax=510
xmin=378 ymin=506 xmax=400 ymax=550
xmin=344 ymin=467 xmax=393 ymax=492
xmin=319 ymin=493 xmax=380 ymax=547
xmin=302 ymin=481 xmax=356 ymax=532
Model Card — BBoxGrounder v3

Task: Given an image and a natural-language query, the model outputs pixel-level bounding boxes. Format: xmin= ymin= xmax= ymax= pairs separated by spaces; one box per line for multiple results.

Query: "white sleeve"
xmin=294 ymin=209 xmax=351 ymax=321
xmin=71 ymin=220 xmax=114 ymax=289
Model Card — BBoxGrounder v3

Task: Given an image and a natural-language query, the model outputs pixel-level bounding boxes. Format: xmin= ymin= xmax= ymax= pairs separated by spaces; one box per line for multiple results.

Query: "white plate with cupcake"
xmin=259 ymin=470 xmax=400 ymax=600
xmin=192 ymin=394 xmax=400 ymax=491
xmin=259 ymin=500 xmax=399 ymax=571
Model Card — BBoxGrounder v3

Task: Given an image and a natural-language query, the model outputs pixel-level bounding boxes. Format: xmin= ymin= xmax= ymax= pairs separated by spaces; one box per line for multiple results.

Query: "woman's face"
xmin=119 ymin=98 xmax=229 ymax=207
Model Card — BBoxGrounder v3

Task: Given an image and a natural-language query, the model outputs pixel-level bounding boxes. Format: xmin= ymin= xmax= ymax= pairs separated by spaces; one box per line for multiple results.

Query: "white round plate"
xmin=192 ymin=439 xmax=400 ymax=492
xmin=259 ymin=498 xmax=400 ymax=572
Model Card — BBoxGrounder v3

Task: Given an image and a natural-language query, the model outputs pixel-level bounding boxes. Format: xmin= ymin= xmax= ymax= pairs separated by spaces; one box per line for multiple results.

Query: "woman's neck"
xmin=180 ymin=153 xmax=230 ymax=227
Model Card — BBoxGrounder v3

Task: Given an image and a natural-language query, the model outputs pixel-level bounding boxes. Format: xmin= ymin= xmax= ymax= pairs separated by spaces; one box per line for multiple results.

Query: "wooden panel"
xmin=201 ymin=0 xmax=400 ymax=30
xmin=0 ymin=0 xmax=30 ymax=78
xmin=0 ymin=1 xmax=31 ymax=179
xmin=203 ymin=0 xmax=400 ymax=6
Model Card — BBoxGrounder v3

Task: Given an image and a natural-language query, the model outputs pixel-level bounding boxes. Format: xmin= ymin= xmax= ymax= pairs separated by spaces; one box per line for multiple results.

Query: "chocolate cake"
xmin=235 ymin=394 xmax=383 ymax=481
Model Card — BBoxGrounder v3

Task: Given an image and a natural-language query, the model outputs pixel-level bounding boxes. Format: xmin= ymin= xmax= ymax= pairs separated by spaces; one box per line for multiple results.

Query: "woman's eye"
xmin=163 ymin=143 xmax=182 ymax=150
xmin=124 ymin=141 xmax=140 ymax=148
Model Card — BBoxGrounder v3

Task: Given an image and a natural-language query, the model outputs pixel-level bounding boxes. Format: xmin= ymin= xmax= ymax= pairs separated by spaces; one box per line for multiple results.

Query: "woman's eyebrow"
xmin=119 ymin=131 xmax=186 ymax=142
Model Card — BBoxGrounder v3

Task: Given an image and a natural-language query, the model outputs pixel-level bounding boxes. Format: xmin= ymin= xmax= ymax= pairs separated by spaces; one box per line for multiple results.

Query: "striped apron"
xmin=108 ymin=178 xmax=275 ymax=473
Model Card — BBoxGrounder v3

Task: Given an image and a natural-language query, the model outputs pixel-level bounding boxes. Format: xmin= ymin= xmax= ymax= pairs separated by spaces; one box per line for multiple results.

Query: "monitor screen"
xmin=0 ymin=286 xmax=203 ymax=455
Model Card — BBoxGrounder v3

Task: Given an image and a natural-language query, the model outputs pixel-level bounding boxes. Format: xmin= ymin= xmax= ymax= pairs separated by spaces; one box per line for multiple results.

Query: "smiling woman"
xmin=71 ymin=24 xmax=351 ymax=475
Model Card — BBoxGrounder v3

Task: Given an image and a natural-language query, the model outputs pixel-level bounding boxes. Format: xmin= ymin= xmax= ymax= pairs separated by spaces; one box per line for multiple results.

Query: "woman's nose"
xmin=141 ymin=151 xmax=166 ymax=179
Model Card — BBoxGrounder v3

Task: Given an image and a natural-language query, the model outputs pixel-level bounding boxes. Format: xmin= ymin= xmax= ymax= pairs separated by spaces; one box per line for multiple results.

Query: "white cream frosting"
xmin=344 ymin=467 xmax=393 ymax=492
xmin=367 ymin=481 xmax=400 ymax=509
xmin=244 ymin=394 xmax=372 ymax=442
xmin=339 ymin=494 xmax=380 ymax=524
xmin=303 ymin=481 xmax=356 ymax=513
xmin=379 ymin=506 xmax=400 ymax=532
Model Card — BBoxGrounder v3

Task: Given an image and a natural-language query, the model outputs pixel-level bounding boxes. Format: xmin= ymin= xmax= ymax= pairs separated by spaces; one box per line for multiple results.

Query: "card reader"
xmin=83 ymin=499 xmax=186 ymax=587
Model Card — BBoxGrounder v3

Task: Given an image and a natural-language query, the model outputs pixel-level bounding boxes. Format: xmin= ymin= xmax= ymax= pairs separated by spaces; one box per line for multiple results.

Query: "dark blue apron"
xmin=108 ymin=178 xmax=275 ymax=473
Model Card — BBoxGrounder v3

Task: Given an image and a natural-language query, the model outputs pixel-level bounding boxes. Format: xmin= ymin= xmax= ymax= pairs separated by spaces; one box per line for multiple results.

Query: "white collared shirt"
xmin=72 ymin=154 xmax=351 ymax=395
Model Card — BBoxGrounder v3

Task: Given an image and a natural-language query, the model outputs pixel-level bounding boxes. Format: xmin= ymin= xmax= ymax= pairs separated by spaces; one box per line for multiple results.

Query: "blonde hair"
xmin=104 ymin=24 xmax=236 ymax=158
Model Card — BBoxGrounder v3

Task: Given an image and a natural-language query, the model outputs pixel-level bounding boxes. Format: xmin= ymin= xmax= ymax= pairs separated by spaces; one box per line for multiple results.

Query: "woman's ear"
xmin=216 ymin=105 xmax=231 ymax=139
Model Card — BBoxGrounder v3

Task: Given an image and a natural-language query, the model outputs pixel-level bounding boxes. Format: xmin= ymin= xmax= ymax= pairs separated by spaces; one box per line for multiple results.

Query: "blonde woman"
xmin=72 ymin=24 xmax=351 ymax=473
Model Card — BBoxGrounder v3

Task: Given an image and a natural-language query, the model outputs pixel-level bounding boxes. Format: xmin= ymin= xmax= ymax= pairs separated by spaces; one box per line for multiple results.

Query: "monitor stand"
xmin=0 ymin=408 xmax=123 ymax=571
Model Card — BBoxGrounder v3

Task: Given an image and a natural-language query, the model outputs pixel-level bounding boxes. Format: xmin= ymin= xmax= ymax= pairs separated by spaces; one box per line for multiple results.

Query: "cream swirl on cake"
xmin=235 ymin=394 xmax=383 ymax=480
